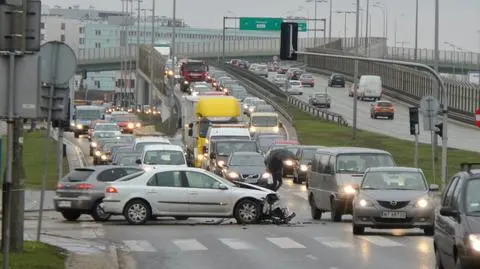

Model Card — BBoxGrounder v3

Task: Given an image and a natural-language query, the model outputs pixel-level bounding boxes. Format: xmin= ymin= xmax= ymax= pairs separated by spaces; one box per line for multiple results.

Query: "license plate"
xmin=58 ymin=201 xmax=71 ymax=208
xmin=245 ymin=178 xmax=257 ymax=183
xmin=381 ymin=211 xmax=406 ymax=219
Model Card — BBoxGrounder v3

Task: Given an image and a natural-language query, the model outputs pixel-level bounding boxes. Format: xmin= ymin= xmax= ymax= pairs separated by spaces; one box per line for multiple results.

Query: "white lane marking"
xmin=172 ymin=239 xmax=208 ymax=251
xmin=292 ymin=192 xmax=308 ymax=200
xmin=266 ymin=237 xmax=306 ymax=249
xmin=122 ymin=240 xmax=157 ymax=252
xmin=305 ymin=254 xmax=318 ymax=260
xmin=358 ymin=236 xmax=404 ymax=247
xmin=219 ymin=238 xmax=256 ymax=250
xmin=314 ymin=236 xmax=354 ymax=248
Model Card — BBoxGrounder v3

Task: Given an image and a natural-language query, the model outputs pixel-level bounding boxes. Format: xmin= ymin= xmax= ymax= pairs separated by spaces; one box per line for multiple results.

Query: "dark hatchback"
xmin=264 ymin=144 xmax=300 ymax=177
xmin=328 ymin=74 xmax=345 ymax=87
xmin=293 ymin=146 xmax=324 ymax=184
xmin=434 ymin=163 xmax=480 ymax=269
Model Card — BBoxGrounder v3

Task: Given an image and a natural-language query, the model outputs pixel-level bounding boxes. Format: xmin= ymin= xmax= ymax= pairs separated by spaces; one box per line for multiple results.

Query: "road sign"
xmin=475 ymin=108 xmax=480 ymax=128
xmin=239 ymin=17 xmax=283 ymax=31
xmin=297 ymin=21 xmax=307 ymax=32
xmin=39 ymin=41 xmax=77 ymax=85
xmin=419 ymin=95 xmax=440 ymax=131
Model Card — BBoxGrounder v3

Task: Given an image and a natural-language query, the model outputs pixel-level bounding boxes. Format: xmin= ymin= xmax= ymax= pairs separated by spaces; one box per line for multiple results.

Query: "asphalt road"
xmin=288 ymin=73 xmax=480 ymax=152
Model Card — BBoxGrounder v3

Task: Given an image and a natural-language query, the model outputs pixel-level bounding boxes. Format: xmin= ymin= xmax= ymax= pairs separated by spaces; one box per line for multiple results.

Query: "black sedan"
xmin=328 ymin=74 xmax=345 ymax=87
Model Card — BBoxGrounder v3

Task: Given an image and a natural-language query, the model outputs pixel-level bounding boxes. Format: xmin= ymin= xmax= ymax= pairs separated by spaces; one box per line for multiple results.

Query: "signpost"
xmin=420 ymin=95 xmax=440 ymax=184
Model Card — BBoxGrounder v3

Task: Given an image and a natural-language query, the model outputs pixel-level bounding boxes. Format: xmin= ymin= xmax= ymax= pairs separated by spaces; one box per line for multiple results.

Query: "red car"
xmin=111 ymin=114 xmax=141 ymax=134
xmin=300 ymin=74 xmax=315 ymax=87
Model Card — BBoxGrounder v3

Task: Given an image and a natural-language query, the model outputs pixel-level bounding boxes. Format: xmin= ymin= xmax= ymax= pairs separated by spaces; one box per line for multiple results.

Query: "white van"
xmin=206 ymin=127 xmax=251 ymax=143
xmin=357 ymin=75 xmax=383 ymax=101
xmin=137 ymin=144 xmax=187 ymax=171
xmin=133 ymin=136 xmax=171 ymax=153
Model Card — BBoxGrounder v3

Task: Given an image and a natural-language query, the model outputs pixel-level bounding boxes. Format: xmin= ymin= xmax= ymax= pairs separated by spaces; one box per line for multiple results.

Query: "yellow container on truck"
xmin=186 ymin=96 xmax=241 ymax=167
xmin=249 ymin=112 xmax=281 ymax=134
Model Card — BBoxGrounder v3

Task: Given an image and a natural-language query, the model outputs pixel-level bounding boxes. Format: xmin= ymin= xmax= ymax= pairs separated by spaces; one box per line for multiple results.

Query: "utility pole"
xmin=149 ymin=0 xmax=155 ymax=111
xmin=328 ymin=0 xmax=332 ymax=42
xmin=127 ymin=0 xmax=134 ymax=107
xmin=135 ymin=0 xmax=141 ymax=108
xmin=120 ymin=0 xmax=125 ymax=107
xmin=364 ymin=0 xmax=369 ymax=55
xmin=352 ymin=0 xmax=360 ymax=140
xmin=172 ymin=0 xmax=176 ymax=71
xmin=414 ymin=0 xmax=419 ymax=60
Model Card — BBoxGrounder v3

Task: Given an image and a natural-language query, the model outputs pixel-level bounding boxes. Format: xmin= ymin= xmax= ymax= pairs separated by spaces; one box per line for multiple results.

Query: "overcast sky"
xmin=44 ymin=0 xmax=480 ymax=52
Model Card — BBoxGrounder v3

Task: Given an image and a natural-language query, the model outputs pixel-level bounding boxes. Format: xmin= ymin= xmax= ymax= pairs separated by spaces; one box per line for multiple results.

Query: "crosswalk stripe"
xmin=123 ymin=240 xmax=157 ymax=252
xmin=358 ymin=236 xmax=404 ymax=247
xmin=219 ymin=238 xmax=256 ymax=250
xmin=314 ymin=236 xmax=354 ymax=248
xmin=173 ymin=239 xmax=208 ymax=251
xmin=266 ymin=237 xmax=306 ymax=249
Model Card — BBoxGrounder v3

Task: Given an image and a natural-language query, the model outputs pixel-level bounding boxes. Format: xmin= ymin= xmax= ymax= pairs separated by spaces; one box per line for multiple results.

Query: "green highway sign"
xmin=239 ymin=17 xmax=283 ymax=31
xmin=297 ymin=21 xmax=307 ymax=32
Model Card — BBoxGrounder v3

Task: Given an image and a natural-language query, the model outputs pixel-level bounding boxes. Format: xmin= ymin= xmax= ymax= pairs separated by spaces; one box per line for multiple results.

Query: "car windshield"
xmin=466 ymin=178 xmax=480 ymax=215
xmin=251 ymin=115 xmax=278 ymax=127
xmin=215 ymin=141 xmax=257 ymax=156
xmin=76 ymin=109 xmax=104 ymax=120
xmin=143 ymin=150 xmax=185 ymax=165
xmin=301 ymin=149 xmax=317 ymax=161
xmin=302 ymin=74 xmax=313 ymax=78
xmin=377 ymin=102 xmax=393 ymax=107
xmin=290 ymin=81 xmax=301 ymax=86
xmin=256 ymin=106 xmax=275 ymax=112
xmin=336 ymin=153 xmax=395 ymax=173
xmin=315 ymin=93 xmax=327 ymax=98
xmin=135 ymin=141 xmax=169 ymax=152
xmin=361 ymin=171 xmax=427 ymax=190
xmin=258 ymin=136 xmax=283 ymax=148
xmin=61 ymin=168 xmax=95 ymax=182
xmin=230 ymin=155 xmax=265 ymax=166
xmin=93 ymin=132 xmax=118 ymax=139
xmin=118 ymin=156 xmax=138 ymax=165
xmin=185 ymin=62 xmax=206 ymax=72
xmin=95 ymin=124 xmax=118 ymax=131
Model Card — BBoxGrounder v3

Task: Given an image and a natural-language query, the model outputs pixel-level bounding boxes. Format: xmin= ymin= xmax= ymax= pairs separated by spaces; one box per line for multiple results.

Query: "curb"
xmin=0 ymin=208 xmax=55 ymax=215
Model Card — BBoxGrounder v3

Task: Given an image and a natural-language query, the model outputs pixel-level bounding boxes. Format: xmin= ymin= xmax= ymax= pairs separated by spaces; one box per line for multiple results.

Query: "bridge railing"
xmin=305 ymin=47 xmax=480 ymax=125
xmin=387 ymin=47 xmax=480 ymax=66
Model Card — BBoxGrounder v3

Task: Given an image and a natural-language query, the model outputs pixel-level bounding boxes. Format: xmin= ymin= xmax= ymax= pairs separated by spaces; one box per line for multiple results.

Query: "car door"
xmin=184 ymin=171 xmax=232 ymax=216
xmin=435 ymin=176 xmax=460 ymax=267
xmin=144 ymin=170 xmax=189 ymax=215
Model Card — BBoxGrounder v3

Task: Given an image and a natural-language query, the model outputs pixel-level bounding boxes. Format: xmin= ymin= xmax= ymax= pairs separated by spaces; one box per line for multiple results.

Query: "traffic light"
xmin=434 ymin=123 xmax=443 ymax=138
xmin=409 ymin=107 xmax=419 ymax=135
xmin=280 ymin=22 xmax=298 ymax=60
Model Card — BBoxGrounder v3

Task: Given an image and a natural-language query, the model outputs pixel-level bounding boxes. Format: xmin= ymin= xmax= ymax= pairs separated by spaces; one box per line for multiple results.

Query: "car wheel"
xmin=424 ymin=226 xmax=434 ymax=236
xmin=91 ymin=200 xmax=111 ymax=222
xmin=174 ymin=216 xmax=189 ymax=220
xmin=234 ymin=199 xmax=261 ymax=224
xmin=330 ymin=198 xmax=342 ymax=222
xmin=352 ymin=224 xmax=365 ymax=235
xmin=61 ymin=211 xmax=81 ymax=221
xmin=124 ymin=199 xmax=151 ymax=225
xmin=434 ymin=246 xmax=445 ymax=269
xmin=309 ymin=195 xmax=322 ymax=220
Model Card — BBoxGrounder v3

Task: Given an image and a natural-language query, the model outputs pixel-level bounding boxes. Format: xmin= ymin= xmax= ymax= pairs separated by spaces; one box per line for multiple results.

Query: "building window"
xmin=60 ymin=23 xmax=65 ymax=30
xmin=79 ymin=38 xmax=85 ymax=44
xmin=95 ymin=30 xmax=101 ymax=36
xmin=79 ymin=27 xmax=84 ymax=33
xmin=95 ymin=42 xmax=101 ymax=48
xmin=40 ymin=22 xmax=45 ymax=29
xmin=40 ymin=34 xmax=44 ymax=40
xmin=60 ymin=34 xmax=65 ymax=42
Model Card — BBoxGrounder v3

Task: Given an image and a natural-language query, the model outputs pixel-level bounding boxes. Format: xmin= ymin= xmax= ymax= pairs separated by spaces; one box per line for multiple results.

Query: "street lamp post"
xmin=306 ymin=0 xmax=327 ymax=46
xmin=336 ymin=10 xmax=355 ymax=41
xmin=414 ymin=0 xmax=419 ymax=60
xmin=373 ymin=4 xmax=386 ymax=38
xmin=227 ymin=10 xmax=237 ymax=50
xmin=364 ymin=0 xmax=369 ymax=55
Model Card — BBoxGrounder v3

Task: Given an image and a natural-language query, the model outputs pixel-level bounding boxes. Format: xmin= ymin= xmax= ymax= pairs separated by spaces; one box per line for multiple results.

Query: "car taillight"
xmin=76 ymin=183 xmax=94 ymax=190
xmin=56 ymin=183 xmax=64 ymax=189
xmin=106 ymin=187 xmax=118 ymax=193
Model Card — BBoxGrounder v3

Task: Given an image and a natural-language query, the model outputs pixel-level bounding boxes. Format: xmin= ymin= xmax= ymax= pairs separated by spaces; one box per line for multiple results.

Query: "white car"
xmin=103 ymin=167 xmax=277 ymax=225
xmin=286 ymin=80 xmax=303 ymax=95
xmin=137 ymin=144 xmax=187 ymax=170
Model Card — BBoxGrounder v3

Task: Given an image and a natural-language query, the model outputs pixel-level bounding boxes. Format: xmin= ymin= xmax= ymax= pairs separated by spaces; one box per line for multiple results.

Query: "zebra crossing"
xmin=117 ymin=234 xmax=432 ymax=253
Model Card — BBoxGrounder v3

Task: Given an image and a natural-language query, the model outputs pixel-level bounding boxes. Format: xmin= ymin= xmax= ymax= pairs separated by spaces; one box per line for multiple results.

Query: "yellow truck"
xmin=248 ymin=112 xmax=282 ymax=135
xmin=185 ymin=96 xmax=241 ymax=167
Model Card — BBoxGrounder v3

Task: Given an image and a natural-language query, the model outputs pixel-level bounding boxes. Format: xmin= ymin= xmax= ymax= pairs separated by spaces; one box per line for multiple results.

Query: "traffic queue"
xmin=52 ymin=60 xmax=480 ymax=269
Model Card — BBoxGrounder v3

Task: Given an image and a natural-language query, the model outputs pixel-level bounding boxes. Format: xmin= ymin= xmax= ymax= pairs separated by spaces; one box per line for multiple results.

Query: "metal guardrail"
xmin=305 ymin=48 xmax=480 ymax=126
xmin=219 ymin=64 xmax=348 ymax=127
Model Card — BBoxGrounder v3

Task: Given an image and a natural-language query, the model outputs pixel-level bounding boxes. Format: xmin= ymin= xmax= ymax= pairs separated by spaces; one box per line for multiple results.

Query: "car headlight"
xmin=168 ymin=70 xmax=173 ymax=75
xmin=468 ymin=234 xmax=480 ymax=252
xmin=228 ymin=172 xmax=239 ymax=178
xmin=249 ymin=108 xmax=254 ymax=112
xmin=342 ymin=185 xmax=357 ymax=194
xmin=135 ymin=122 xmax=141 ymax=128
xmin=91 ymin=142 xmax=97 ymax=148
xmin=95 ymin=151 xmax=101 ymax=156
xmin=70 ymin=122 xmax=75 ymax=127
xmin=300 ymin=164 xmax=308 ymax=171
xmin=184 ymin=81 xmax=189 ymax=84
xmin=207 ymin=76 xmax=211 ymax=79
xmin=192 ymin=92 xmax=198 ymax=96
xmin=76 ymin=124 xmax=83 ymax=129
xmin=358 ymin=198 xmax=374 ymax=207
xmin=101 ymin=155 xmax=107 ymax=160
xmin=217 ymin=160 xmax=225 ymax=167
xmin=262 ymin=172 xmax=271 ymax=179
xmin=137 ymin=109 xmax=141 ymax=112
xmin=416 ymin=198 xmax=429 ymax=208
xmin=273 ymin=126 xmax=279 ymax=132
xmin=243 ymin=104 xmax=248 ymax=108
xmin=249 ymin=126 xmax=256 ymax=132
xmin=197 ymin=154 xmax=203 ymax=161
xmin=284 ymin=160 xmax=293 ymax=166
xmin=223 ymin=88 xmax=228 ymax=93
xmin=127 ymin=123 xmax=134 ymax=129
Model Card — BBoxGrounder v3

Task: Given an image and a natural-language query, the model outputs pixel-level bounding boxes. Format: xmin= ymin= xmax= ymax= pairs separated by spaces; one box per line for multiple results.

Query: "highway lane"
xmin=102 ymin=178 xmax=435 ymax=269
xmin=290 ymin=73 xmax=480 ymax=152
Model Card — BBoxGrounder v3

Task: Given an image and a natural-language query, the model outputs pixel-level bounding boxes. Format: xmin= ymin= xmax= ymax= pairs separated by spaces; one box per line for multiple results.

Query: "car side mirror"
xmin=135 ymin=159 xmax=141 ymax=165
xmin=439 ymin=207 xmax=459 ymax=218
xmin=429 ymin=184 xmax=440 ymax=192
xmin=210 ymin=152 xmax=216 ymax=159
xmin=218 ymin=184 xmax=228 ymax=190
xmin=188 ymin=129 xmax=193 ymax=136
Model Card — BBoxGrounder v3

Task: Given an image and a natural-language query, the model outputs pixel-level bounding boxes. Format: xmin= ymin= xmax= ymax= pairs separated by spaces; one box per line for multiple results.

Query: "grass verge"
xmin=0 ymin=241 xmax=67 ymax=269
xmin=2 ymin=131 xmax=69 ymax=190
xmin=288 ymin=106 xmax=480 ymax=185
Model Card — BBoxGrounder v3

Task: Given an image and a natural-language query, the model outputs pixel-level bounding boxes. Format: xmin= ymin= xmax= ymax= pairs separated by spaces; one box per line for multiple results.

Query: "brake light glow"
xmin=106 ymin=187 xmax=118 ymax=193
xmin=76 ymin=183 xmax=94 ymax=190
xmin=56 ymin=183 xmax=64 ymax=189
